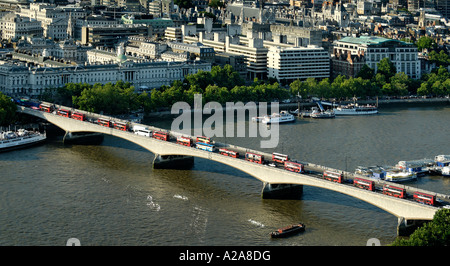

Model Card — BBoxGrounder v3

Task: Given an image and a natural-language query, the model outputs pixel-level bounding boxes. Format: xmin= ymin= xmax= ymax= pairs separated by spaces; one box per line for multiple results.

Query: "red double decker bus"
xmin=177 ymin=136 xmax=192 ymax=146
xmin=272 ymin=153 xmax=289 ymax=163
xmin=245 ymin=152 xmax=264 ymax=164
xmin=57 ymin=109 xmax=71 ymax=118
xmin=72 ymin=112 xmax=86 ymax=121
xmin=353 ymin=177 xmax=375 ymax=191
xmin=153 ymin=131 xmax=169 ymax=141
xmin=413 ymin=192 xmax=436 ymax=206
xmin=196 ymin=136 xmax=211 ymax=144
xmin=284 ymin=161 xmax=304 ymax=173
xmin=114 ymin=122 xmax=129 ymax=131
xmin=98 ymin=118 xmax=112 ymax=127
xmin=323 ymin=171 xmax=343 ymax=183
xmin=383 ymin=185 xmax=406 ymax=199
xmin=39 ymin=103 xmax=53 ymax=113
xmin=219 ymin=148 xmax=239 ymax=158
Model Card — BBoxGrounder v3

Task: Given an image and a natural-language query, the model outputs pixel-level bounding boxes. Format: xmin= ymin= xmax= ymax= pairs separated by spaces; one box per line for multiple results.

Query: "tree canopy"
xmin=0 ymin=92 xmax=16 ymax=127
xmin=391 ymin=209 xmax=450 ymax=246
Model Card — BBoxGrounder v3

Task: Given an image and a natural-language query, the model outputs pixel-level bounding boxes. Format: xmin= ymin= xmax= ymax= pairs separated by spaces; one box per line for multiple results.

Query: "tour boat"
xmin=0 ymin=129 xmax=46 ymax=152
xmin=333 ymin=103 xmax=378 ymax=116
xmin=310 ymin=109 xmax=335 ymax=119
xmin=261 ymin=111 xmax=295 ymax=124
xmin=385 ymin=169 xmax=417 ymax=182
xmin=270 ymin=223 xmax=305 ymax=238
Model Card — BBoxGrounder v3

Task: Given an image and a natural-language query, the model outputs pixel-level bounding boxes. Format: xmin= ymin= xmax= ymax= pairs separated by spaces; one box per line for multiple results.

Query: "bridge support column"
xmin=153 ymin=154 xmax=194 ymax=170
xmin=261 ymin=183 xmax=303 ymax=200
xmin=397 ymin=217 xmax=427 ymax=236
xmin=63 ymin=131 xmax=104 ymax=145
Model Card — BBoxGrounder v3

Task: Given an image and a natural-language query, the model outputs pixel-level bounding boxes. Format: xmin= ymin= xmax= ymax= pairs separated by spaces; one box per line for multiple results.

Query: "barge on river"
xmin=270 ymin=223 xmax=305 ymax=238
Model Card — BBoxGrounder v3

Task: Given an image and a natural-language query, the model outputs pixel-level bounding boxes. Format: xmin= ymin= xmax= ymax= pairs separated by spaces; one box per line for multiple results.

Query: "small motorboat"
xmin=270 ymin=223 xmax=305 ymax=238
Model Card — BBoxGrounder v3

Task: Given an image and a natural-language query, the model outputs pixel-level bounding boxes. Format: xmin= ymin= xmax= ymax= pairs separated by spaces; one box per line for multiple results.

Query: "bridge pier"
xmin=397 ymin=217 xmax=427 ymax=236
xmin=261 ymin=183 xmax=303 ymax=200
xmin=152 ymin=154 xmax=195 ymax=170
xmin=63 ymin=131 xmax=104 ymax=145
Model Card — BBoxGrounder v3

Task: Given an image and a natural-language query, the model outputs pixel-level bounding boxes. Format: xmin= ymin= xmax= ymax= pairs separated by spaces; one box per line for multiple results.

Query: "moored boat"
xmin=396 ymin=159 xmax=434 ymax=176
xmin=261 ymin=111 xmax=295 ymax=124
xmin=0 ymin=129 xmax=46 ymax=152
xmin=385 ymin=169 xmax=417 ymax=182
xmin=333 ymin=103 xmax=378 ymax=116
xmin=270 ymin=223 xmax=305 ymax=238
xmin=310 ymin=109 xmax=335 ymax=119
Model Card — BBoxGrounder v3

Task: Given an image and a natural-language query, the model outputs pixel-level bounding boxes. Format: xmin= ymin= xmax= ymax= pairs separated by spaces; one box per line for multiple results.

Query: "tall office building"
xmin=267 ymin=46 xmax=330 ymax=83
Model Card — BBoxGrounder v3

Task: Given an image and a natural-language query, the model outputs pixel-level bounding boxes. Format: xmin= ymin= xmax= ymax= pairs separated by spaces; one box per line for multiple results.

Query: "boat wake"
xmin=173 ymin=194 xmax=189 ymax=201
xmin=248 ymin=219 xmax=265 ymax=228
xmin=146 ymin=195 xmax=161 ymax=211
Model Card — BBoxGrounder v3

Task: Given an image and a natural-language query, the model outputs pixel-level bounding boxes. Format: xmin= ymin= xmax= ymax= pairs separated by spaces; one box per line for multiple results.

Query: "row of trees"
xmin=40 ymin=61 xmax=449 ymax=116
xmin=290 ymin=59 xmax=449 ymax=99
xmin=45 ymin=65 xmax=290 ymax=115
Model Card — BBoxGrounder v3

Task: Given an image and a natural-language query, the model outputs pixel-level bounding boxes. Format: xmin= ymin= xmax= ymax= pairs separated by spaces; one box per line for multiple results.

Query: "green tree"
xmin=210 ymin=64 xmax=244 ymax=90
xmin=330 ymin=75 xmax=347 ymax=99
xmin=391 ymin=209 xmax=450 ymax=246
xmin=417 ymin=82 xmax=430 ymax=96
xmin=356 ymin=64 xmax=375 ymax=80
xmin=373 ymin=73 xmax=387 ymax=90
xmin=377 ymin=58 xmax=397 ymax=80
xmin=428 ymin=50 xmax=450 ymax=66
xmin=416 ymin=36 xmax=436 ymax=51
xmin=204 ymin=85 xmax=231 ymax=103
xmin=289 ymin=79 xmax=309 ymax=99
xmin=72 ymin=81 xmax=137 ymax=115
xmin=390 ymin=72 xmax=410 ymax=96
xmin=0 ymin=92 xmax=16 ymax=126
xmin=185 ymin=70 xmax=213 ymax=91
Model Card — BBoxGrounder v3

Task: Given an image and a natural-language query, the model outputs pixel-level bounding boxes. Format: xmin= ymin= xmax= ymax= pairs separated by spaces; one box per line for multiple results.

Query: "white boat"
xmin=435 ymin=155 xmax=450 ymax=162
xmin=396 ymin=159 xmax=435 ymax=176
xmin=385 ymin=169 xmax=417 ymax=182
xmin=310 ymin=109 xmax=335 ymax=119
xmin=0 ymin=129 xmax=46 ymax=152
xmin=261 ymin=111 xmax=295 ymax=124
xmin=442 ymin=167 xmax=450 ymax=177
xmin=251 ymin=116 xmax=264 ymax=122
xmin=333 ymin=103 xmax=378 ymax=116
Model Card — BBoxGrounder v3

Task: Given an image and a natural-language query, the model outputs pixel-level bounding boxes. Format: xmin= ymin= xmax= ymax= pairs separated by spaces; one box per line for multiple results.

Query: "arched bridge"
xmin=17 ymin=105 xmax=448 ymax=235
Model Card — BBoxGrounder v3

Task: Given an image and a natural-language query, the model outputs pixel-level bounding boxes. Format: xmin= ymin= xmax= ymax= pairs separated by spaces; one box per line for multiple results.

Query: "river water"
xmin=1 ymin=103 xmax=449 ymax=246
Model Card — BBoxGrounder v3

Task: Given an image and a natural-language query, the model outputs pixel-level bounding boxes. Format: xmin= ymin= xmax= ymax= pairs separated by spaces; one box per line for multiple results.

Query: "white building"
xmin=267 ymin=45 xmax=330 ymax=83
xmin=18 ymin=3 xmax=86 ymax=40
xmin=0 ymin=60 xmax=211 ymax=97
xmin=333 ymin=36 xmax=421 ymax=79
xmin=0 ymin=13 xmax=43 ymax=40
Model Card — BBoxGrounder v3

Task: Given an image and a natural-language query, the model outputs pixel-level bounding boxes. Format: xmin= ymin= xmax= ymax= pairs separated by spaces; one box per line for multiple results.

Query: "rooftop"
xmin=338 ymin=36 xmax=410 ymax=46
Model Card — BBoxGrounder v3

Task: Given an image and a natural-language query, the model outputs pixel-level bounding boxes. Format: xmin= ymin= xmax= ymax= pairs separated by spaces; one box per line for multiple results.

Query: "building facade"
xmin=0 ymin=13 xmax=43 ymax=40
xmin=333 ymin=36 xmax=420 ymax=79
xmin=0 ymin=60 xmax=211 ymax=97
xmin=267 ymin=45 xmax=330 ymax=83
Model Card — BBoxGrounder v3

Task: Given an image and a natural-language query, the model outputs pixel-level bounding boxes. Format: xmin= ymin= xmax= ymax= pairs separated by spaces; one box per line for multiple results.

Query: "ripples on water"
xmin=0 ymin=105 xmax=449 ymax=246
